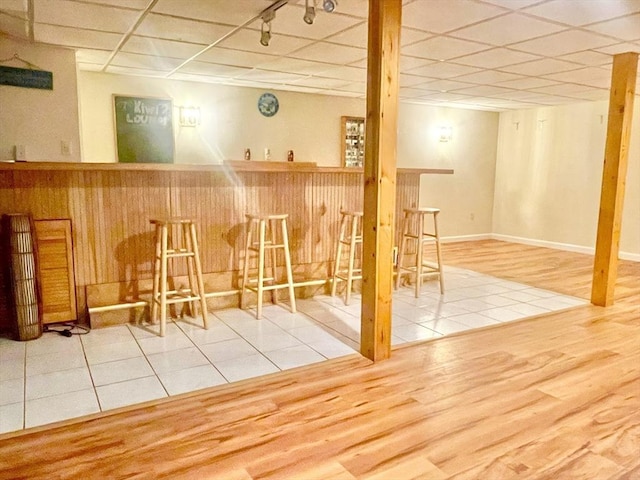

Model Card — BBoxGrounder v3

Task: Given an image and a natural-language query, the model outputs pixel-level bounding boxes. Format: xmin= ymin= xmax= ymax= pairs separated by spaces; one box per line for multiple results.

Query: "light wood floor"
xmin=0 ymin=240 xmax=638 ymax=479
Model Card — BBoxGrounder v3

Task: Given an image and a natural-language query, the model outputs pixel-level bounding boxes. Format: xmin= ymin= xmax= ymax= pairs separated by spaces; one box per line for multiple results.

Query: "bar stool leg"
xmin=345 ymin=215 xmax=359 ymax=306
xmin=159 ymin=224 xmax=169 ymax=337
xmin=257 ymin=218 xmax=266 ymax=319
xmin=241 ymin=219 xmax=254 ymax=311
xmin=151 ymin=224 xmax=161 ymax=324
xmin=183 ymin=223 xmax=198 ymax=318
xmin=189 ymin=222 xmax=209 ymax=328
xmin=395 ymin=211 xmax=409 ymax=290
xmin=433 ymin=212 xmax=445 ymax=294
xmin=269 ymin=218 xmax=279 ymax=306
xmin=281 ymin=218 xmax=297 ymax=313
xmin=415 ymin=214 xmax=424 ymax=298
xmin=331 ymin=214 xmax=347 ymax=298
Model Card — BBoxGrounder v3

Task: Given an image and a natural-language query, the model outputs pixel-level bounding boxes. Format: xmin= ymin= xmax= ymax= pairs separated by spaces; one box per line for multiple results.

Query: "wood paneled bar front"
xmin=0 ymin=161 xmax=453 ymax=328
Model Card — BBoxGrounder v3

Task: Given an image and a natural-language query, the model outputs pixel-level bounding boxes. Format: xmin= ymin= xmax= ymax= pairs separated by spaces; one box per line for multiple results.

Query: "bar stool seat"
xmin=241 ymin=213 xmax=296 ymax=319
xmin=150 ymin=217 xmax=208 ymax=337
xmin=331 ymin=210 xmax=363 ymax=305
xmin=395 ymin=207 xmax=444 ymax=297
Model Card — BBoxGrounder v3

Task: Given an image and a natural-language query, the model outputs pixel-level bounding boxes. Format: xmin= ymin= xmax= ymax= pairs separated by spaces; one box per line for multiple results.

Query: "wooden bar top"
xmin=0 ymin=160 xmax=454 ymax=175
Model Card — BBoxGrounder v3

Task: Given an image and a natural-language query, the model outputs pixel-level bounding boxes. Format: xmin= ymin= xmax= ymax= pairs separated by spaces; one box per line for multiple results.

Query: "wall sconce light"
xmin=303 ymin=0 xmax=316 ymax=24
xmin=179 ymin=106 xmax=200 ymax=127
xmin=439 ymin=126 xmax=452 ymax=142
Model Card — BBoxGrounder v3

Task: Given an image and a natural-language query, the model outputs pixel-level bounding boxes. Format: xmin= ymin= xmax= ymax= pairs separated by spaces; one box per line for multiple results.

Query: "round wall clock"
xmin=258 ymin=92 xmax=279 ymax=117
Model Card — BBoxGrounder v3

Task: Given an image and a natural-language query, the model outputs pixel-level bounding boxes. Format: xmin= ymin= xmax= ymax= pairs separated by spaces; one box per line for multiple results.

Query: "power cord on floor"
xmin=44 ymin=323 xmax=91 ymax=337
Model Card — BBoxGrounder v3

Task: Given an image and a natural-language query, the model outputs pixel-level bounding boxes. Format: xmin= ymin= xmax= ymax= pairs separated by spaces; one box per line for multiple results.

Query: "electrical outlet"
xmin=14 ymin=145 xmax=26 ymax=161
xmin=61 ymin=140 xmax=72 ymax=156
xmin=392 ymin=246 xmax=398 ymax=266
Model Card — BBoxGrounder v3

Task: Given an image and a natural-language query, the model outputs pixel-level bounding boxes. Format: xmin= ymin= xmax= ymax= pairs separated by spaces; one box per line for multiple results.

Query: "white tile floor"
xmin=0 ymin=266 xmax=587 ymax=435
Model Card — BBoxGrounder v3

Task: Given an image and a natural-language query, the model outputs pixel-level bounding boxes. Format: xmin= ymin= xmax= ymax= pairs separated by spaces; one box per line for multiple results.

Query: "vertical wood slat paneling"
xmin=0 ymin=169 xmax=421 ymax=314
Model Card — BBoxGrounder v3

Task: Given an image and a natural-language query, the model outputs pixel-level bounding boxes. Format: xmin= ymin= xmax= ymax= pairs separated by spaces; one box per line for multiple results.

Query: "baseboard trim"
xmin=441 ymin=234 xmax=492 ymax=243
xmin=490 ymin=233 xmax=640 ymax=262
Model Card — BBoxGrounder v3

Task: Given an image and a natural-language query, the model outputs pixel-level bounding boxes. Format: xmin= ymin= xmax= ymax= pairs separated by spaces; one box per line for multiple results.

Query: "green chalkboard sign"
xmin=113 ymin=95 xmax=174 ymax=163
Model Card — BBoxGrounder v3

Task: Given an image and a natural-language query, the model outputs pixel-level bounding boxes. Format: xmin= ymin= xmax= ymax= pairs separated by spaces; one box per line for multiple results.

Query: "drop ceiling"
xmin=1 ymin=0 xmax=639 ymax=111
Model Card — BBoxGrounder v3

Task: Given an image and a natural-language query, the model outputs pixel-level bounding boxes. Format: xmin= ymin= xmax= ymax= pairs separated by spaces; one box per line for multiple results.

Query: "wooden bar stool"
xmin=395 ymin=207 xmax=444 ymax=297
xmin=150 ymin=218 xmax=208 ymax=337
xmin=241 ymin=214 xmax=296 ymax=319
xmin=331 ymin=210 xmax=363 ymax=305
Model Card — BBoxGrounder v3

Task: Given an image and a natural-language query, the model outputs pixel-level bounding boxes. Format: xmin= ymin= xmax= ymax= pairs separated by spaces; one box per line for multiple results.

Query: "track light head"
xmin=303 ymin=0 xmax=316 ymax=25
xmin=322 ymin=0 xmax=337 ymax=12
xmin=260 ymin=21 xmax=271 ymax=46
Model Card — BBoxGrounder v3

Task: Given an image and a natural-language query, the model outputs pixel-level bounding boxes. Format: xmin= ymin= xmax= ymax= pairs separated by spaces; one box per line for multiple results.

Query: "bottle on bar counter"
xmin=244 ymin=148 xmax=251 ymax=161
xmin=287 ymin=150 xmax=294 ymax=162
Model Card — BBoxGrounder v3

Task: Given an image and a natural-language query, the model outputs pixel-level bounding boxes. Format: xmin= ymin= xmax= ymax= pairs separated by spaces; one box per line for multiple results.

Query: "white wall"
xmin=0 ymin=37 xmax=81 ymax=162
xmin=399 ymin=103 xmax=499 ymax=238
xmin=494 ymin=101 xmax=640 ymax=257
xmin=78 ymin=71 xmax=364 ymax=165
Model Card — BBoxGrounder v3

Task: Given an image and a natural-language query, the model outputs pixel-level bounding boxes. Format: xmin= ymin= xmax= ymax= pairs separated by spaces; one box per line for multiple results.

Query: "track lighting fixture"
xmin=322 ymin=0 xmax=337 ymax=12
xmin=260 ymin=20 xmax=271 ymax=46
xmin=303 ymin=0 xmax=316 ymax=24
xmin=257 ymin=0 xmax=337 ymax=47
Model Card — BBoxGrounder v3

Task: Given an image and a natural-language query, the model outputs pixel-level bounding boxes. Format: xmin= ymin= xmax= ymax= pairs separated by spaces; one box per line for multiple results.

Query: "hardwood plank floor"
xmin=0 ymin=240 xmax=638 ymax=479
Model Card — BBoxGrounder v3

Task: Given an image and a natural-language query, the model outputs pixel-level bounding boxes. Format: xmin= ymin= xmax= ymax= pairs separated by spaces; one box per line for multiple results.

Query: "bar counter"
xmin=0 ymin=161 xmax=453 ymax=326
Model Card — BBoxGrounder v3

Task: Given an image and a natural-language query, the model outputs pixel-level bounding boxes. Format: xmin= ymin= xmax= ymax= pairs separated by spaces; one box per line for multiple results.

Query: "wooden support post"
xmin=591 ymin=52 xmax=638 ymax=307
xmin=360 ymin=0 xmax=402 ymax=361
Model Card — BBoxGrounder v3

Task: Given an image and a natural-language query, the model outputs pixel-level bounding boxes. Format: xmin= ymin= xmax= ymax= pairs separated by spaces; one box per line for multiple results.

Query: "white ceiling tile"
xmin=400 ymin=87 xmax=435 ymax=98
xmin=1 ymin=0 xmax=28 ymax=15
xmin=587 ymin=13 xmax=640 ymax=41
xmin=291 ymin=42 xmax=366 ymax=64
xmin=151 ymin=0 xmax=266 ymax=25
xmin=218 ymin=28 xmax=313 ymax=56
xmin=104 ymin=65 xmax=166 ymax=77
xmin=122 ymin=36 xmax=206 ymax=59
xmin=406 ymin=61 xmax=482 ymax=78
xmin=452 ymin=84 xmax=519 ymax=96
xmin=510 ymin=29 xmax=617 ymax=56
xmin=291 ymin=76 xmax=352 ymax=88
xmin=480 ymin=0 xmax=545 ymax=8
xmin=136 ymin=13 xmax=234 ymax=44
xmin=523 ymin=93 xmax=585 ymax=104
xmin=523 ymin=0 xmax=640 ymax=26
xmin=235 ymin=68 xmax=309 ymax=83
xmin=329 ymin=0 xmax=368 ymax=18
xmin=401 ymin=0 xmax=506 ymax=33
xmin=594 ymin=41 xmax=640 ymax=54
xmin=324 ymin=22 xmax=368 ymax=48
xmin=333 ymin=82 xmax=366 ymax=93
xmin=453 ymin=70 xmax=523 ymax=84
xmin=258 ymin=57 xmax=332 ymax=75
xmin=170 ymin=72 xmax=235 ymax=84
xmin=489 ymin=89 xmax=547 ymax=100
xmin=401 ymin=27 xmax=436 ymax=46
xmin=400 ymin=55 xmax=434 ymax=71
xmin=402 ymin=36 xmax=491 ymax=60
xmin=348 ymin=57 xmax=368 ymax=68
xmin=453 ymin=47 xmax=541 ymax=68
xmin=33 ymin=0 xmax=140 ymax=32
xmin=543 ymin=66 xmax=613 ymax=88
xmin=568 ymin=88 xmax=610 ymax=100
xmin=500 ymin=58 xmax=587 ymax=76
xmin=451 ymin=13 xmax=566 ymax=46
xmin=318 ymin=65 xmax=367 ymax=82
xmin=0 ymin=12 xmax=28 ymax=38
xmin=34 ymin=23 xmax=122 ymax=50
xmin=197 ymin=47 xmax=278 ymax=68
xmin=494 ymin=77 xmax=561 ymax=89
xmin=558 ymin=50 xmax=613 ymax=66
xmin=421 ymin=78 xmax=476 ymax=91
xmin=75 ymin=49 xmax=114 ymax=65
xmin=177 ymin=61 xmax=251 ymax=77
xmin=110 ymin=52 xmax=182 ymax=71
xmin=529 ymin=83 xmax=606 ymax=96
xmin=75 ymin=0 xmax=150 ymax=9
xmin=401 ymin=73 xmax=432 ymax=87
xmin=418 ymin=92 xmax=474 ymax=102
